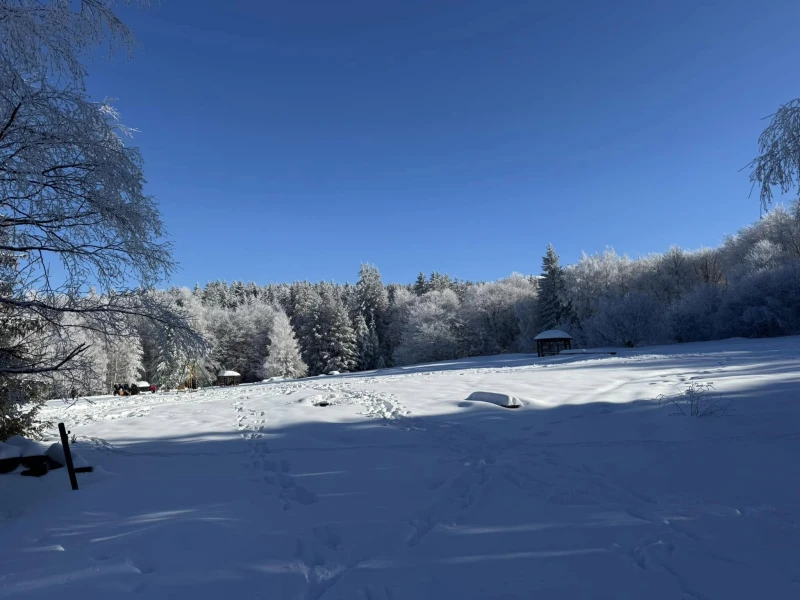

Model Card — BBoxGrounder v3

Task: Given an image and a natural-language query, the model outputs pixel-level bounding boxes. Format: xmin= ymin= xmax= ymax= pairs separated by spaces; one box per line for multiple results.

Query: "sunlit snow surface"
xmin=2 ymin=337 xmax=799 ymax=599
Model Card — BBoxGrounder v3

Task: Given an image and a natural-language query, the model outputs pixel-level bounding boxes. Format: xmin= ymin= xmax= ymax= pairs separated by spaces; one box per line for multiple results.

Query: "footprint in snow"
xmin=135 ymin=564 xmax=155 ymax=575
xmin=312 ymin=523 xmax=342 ymax=550
xmin=91 ymin=554 xmax=114 ymax=562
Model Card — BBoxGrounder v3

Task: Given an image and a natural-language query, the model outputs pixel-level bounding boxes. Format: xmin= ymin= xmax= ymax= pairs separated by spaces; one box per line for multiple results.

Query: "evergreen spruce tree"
xmin=355 ymin=264 xmax=389 ymax=320
xmin=316 ymin=286 xmax=357 ymax=373
xmin=353 ymin=314 xmax=373 ymax=371
xmin=413 ymin=272 xmax=428 ymax=296
xmin=354 ymin=263 xmax=389 ymax=363
xmin=428 ymin=271 xmax=454 ymax=293
xmin=367 ymin=320 xmax=381 ymax=368
xmin=293 ymin=284 xmax=325 ymax=375
xmin=536 ymin=244 xmax=573 ymax=331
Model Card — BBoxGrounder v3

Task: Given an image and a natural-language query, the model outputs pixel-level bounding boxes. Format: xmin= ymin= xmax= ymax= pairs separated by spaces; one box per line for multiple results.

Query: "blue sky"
xmin=87 ymin=0 xmax=800 ymax=287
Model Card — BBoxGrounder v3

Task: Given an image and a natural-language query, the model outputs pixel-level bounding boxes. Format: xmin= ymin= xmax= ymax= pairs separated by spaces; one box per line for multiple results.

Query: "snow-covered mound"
xmin=0 ymin=441 xmax=21 ymax=459
xmin=46 ymin=443 xmax=90 ymax=471
xmin=1 ymin=336 xmax=799 ymax=599
xmin=4 ymin=435 xmax=48 ymax=468
xmin=466 ymin=391 xmax=524 ymax=408
xmin=0 ymin=441 xmax=21 ymax=473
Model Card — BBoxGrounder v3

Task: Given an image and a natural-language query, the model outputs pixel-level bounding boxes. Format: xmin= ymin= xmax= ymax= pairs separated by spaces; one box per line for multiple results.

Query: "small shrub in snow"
xmin=658 ymin=382 xmax=732 ymax=418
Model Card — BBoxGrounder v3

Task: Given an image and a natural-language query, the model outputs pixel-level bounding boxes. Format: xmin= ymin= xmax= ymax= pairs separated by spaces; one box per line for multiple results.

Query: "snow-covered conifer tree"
xmin=316 ymin=286 xmax=357 ymax=373
xmin=262 ymin=310 xmax=307 ymax=379
xmin=536 ymin=244 xmax=572 ymax=331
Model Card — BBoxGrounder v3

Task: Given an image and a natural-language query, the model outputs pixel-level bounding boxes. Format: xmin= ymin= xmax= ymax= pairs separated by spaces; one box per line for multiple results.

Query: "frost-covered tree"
xmin=203 ymin=300 xmax=275 ymax=382
xmin=394 ymin=289 xmax=462 ymax=365
xmin=0 ymin=1 xmax=201 ymax=435
xmin=720 ymin=206 xmax=800 ymax=281
xmin=745 ymin=239 xmax=784 ymax=273
xmin=563 ymin=250 xmax=636 ymax=327
xmin=315 ymin=286 xmax=357 ymax=373
xmin=262 ymin=309 xmax=307 ymax=379
xmin=641 ymin=246 xmax=696 ymax=307
xmin=669 ymin=284 xmax=724 ymax=343
xmin=714 ymin=263 xmax=800 ymax=339
xmin=47 ymin=312 xmax=108 ymax=397
xmin=384 ymin=285 xmax=414 ymax=364
xmin=687 ymin=247 xmax=725 ymax=286
xmin=585 ymin=291 xmax=664 ymax=348
xmin=292 ymin=283 xmax=324 ymax=374
xmin=352 ymin=314 xmax=381 ymax=371
xmin=748 ymin=98 xmax=800 ymax=210
xmin=353 ymin=263 xmax=389 ymax=361
xmin=105 ymin=334 xmax=143 ymax=391
xmin=461 ymin=275 xmax=537 ymax=355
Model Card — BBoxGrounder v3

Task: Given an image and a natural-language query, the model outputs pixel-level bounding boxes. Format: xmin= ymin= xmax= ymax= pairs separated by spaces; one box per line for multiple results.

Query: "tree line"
xmin=55 ymin=200 xmax=800 ymax=394
xmin=3 ymin=1 xmax=800 ymax=440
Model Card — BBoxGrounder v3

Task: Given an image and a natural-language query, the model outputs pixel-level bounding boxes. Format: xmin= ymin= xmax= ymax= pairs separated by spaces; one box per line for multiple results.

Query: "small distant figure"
xmin=122 ymin=383 xmax=130 ymax=396
xmin=70 ymin=387 xmax=78 ymax=402
xmin=149 ymin=384 xmax=157 ymax=394
xmin=129 ymin=382 xmax=139 ymax=396
xmin=113 ymin=383 xmax=120 ymax=396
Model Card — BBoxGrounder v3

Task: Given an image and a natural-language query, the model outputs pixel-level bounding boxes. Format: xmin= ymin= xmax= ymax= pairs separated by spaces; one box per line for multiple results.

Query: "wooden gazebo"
xmin=216 ymin=370 xmax=241 ymax=386
xmin=534 ymin=329 xmax=573 ymax=357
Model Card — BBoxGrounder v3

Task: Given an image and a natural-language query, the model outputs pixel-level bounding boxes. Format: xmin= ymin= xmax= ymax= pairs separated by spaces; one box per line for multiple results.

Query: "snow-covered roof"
xmin=534 ymin=329 xmax=573 ymax=340
xmin=218 ymin=370 xmax=241 ymax=377
xmin=136 ymin=381 xmax=150 ymax=388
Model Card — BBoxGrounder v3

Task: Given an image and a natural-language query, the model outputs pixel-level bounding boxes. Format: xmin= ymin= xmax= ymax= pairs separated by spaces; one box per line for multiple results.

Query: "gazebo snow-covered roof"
xmin=136 ymin=380 xmax=150 ymax=389
xmin=534 ymin=329 xmax=573 ymax=341
xmin=534 ymin=330 xmax=573 ymax=357
xmin=217 ymin=370 xmax=242 ymax=386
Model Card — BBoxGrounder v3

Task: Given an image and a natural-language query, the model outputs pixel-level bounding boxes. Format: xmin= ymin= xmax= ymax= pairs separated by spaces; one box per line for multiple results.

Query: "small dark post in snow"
xmin=58 ymin=423 xmax=79 ymax=491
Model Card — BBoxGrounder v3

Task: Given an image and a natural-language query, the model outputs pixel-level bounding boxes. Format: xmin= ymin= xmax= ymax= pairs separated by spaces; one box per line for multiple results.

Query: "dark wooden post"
xmin=58 ymin=422 xmax=79 ymax=491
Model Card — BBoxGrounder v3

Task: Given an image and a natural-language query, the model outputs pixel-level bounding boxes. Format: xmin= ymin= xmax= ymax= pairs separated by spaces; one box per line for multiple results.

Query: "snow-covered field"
xmin=2 ymin=337 xmax=799 ymax=599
